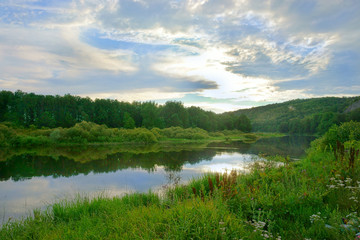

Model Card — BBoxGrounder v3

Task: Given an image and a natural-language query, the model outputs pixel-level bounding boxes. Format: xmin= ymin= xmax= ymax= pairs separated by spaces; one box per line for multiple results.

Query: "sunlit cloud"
xmin=0 ymin=0 xmax=359 ymax=112
xmin=81 ymin=89 xmax=187 ymax=102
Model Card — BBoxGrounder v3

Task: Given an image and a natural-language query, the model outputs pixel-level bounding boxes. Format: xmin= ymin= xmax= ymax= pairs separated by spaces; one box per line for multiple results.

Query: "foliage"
xmin=0 ymin=124 xmax=16 ymax=147
xmin=235 ymin=96 xmax=360 ymax=134
xmin=0 ymin=121 xmax=160 ymax=146
xmin=313 ymin=121 xmax=360 ymax=150
xmin=0 ymin=120 xmax=267 ymax=147
xmin=123 ymin=112 xmax=135 ymax=129
xmin=158 ymin=127 xmax=210 ymax=140
xmin=0 ymin=90 xmax=252 ymax=132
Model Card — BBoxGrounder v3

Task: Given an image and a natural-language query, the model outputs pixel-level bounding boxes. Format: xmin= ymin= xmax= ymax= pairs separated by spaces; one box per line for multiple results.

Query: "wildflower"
xmin=345 ymin=178 xmax=352 ymax=183
xmin=310 ymin=213 xmax=322 ymax=223
xmin=262 ymin=233 xmax=269 ymax=238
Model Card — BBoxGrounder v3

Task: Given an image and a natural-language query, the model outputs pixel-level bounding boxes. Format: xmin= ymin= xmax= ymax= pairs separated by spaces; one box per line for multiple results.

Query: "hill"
xmin=234 ymin=97 xmax=360 ymax=134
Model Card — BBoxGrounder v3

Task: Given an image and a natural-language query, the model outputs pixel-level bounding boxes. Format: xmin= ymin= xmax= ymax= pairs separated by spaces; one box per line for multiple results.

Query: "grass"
xmin=1 ymin=124 xmax=359 ymax=239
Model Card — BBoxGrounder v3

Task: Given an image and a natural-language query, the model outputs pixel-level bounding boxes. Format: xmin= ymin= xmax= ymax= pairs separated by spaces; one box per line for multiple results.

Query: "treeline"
xmin=235 ymin=97 xmax=360 ymax=134
xmin=0 ymin=90 xmax=251 ymax=132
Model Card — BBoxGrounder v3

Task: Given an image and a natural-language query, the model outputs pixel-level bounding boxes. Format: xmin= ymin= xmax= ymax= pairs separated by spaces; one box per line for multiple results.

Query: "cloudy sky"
xmin=0 ymin=0 xmax=359 ymax=112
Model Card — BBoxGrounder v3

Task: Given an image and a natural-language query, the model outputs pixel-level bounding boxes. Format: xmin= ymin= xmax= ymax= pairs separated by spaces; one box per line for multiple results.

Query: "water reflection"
xmin=184 ymin=153 xmax=260 ymax=174
xmin=0 ymin=136 xmax=315 ymax=223
xmin=0 ymin=148 xmax=217 ymax=181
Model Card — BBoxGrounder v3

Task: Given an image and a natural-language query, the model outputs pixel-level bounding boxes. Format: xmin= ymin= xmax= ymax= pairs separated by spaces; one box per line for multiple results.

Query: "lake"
xmin=0 ymin=136 xmax=314 ymax=224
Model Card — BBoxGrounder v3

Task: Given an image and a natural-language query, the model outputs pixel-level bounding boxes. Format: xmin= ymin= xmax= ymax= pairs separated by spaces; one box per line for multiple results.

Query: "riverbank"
xmin=0 ymin=121 xmax=284 ymax=148
xmin=1 ymin=122 xmax=359 ymax=239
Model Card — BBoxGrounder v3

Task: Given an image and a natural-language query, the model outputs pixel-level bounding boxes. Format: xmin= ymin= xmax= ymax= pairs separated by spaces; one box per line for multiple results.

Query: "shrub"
xmin=316 ymin=121 xmax=360 ymax=150
xmin=0 ymin=124 xmax=16 ymax=146
xmin=119 ymin=128 xmax=158 ymax=143
xmin=159 ymin=127 xmax=209 ymax=140
xmin=49 ymin=128 xmax=63 ymax=141
xmin=11 ymin=135 xmax=51 ymax=147
xmin=150 ymin=128 xmax=162 ymax=139
xmin=209 ymin=132 xmax=225 ymax=137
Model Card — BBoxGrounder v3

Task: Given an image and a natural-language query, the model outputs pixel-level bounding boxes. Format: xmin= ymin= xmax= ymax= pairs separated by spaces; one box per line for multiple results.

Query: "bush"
xmin=0 ymin=124 xmax=16 ymax=146
xmin=159 ymin=127 xmax=209 ymax=140
xmin=117 ymin=128 xmax=158 ymax=143
xmin=209 ymin=132 xmax=225 ymax=137
xmin=316 ymin=121 xmax=360 ymax=150
xmin=11 ymin=135 xmax=51 ymax=147
xmin=222 ymin=130 xmax=243 ymax=136
xmin=49 ymin=128 xmax=63 ymax=141
xmin=150 ymin=128 xmax=162 ymax=139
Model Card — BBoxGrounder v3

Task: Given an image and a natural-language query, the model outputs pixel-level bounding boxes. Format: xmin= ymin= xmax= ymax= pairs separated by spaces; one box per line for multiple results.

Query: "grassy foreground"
xmin=1 ymin=123 xmax=360 ymax=239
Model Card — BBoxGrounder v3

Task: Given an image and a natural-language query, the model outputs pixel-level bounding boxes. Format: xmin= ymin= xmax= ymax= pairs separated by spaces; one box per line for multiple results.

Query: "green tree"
xmin=123 ymin=112 xmax=136 ymax=129
xmin=141 ymin=102 xmax=159 ymax=129
xmin=234 ymin=114 xmax=251 ymax=132
xmin=161 ymin=101 xmax=189 ymax=128
xmin=169 ymin=113 xmax=182 ymax=127
xmin=279 ymin=122 xmax=289 ymax=133
xmin=36 ymin=111 xmax=56 ymax=128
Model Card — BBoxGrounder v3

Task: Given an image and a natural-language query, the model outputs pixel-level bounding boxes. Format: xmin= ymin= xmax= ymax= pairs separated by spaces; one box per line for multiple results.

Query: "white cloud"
xmin=80 ymin=89 xmax=187 ymax=102
xmin=0 ymin=0 xmax=359 ymax=112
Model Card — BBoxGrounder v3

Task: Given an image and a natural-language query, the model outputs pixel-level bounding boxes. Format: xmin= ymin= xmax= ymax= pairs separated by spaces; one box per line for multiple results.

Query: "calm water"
xmin=0 ymin=136 xmax=314 ymax=223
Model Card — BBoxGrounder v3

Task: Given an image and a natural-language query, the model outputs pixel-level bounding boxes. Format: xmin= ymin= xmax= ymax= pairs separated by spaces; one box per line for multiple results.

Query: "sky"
xmin=0 ymin=0 xmax=359 ymax=113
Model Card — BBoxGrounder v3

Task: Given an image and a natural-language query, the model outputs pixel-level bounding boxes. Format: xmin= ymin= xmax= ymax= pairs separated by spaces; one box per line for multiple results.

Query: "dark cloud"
xmin=40 ymin=69 xmax=218 ymax=96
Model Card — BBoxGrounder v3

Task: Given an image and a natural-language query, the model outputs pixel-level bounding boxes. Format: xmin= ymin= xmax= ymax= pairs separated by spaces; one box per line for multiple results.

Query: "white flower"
xmin=345 ymin=178 xmax=352 ymax=183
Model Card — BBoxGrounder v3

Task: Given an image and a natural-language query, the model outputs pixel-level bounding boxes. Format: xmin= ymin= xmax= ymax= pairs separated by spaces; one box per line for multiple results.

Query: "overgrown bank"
xmin=0 ymin=121 xmax=273 ymax=147
xmin=1 ymin=121 xmax=360 ymax=239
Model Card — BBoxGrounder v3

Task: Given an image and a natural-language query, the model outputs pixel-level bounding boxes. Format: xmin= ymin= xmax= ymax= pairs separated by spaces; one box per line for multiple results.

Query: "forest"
xmin=0 ymin=90 xmax=251 ymax=132
xmin=235 ymin=96 xmax=360 ymax=134
xmin=1 ymin=90 xmax=359 ymax=137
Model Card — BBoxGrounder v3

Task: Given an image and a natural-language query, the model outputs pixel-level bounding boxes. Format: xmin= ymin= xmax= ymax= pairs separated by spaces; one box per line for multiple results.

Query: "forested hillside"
xmin=234 ymin=97 xmax=360 ymax=134
xmin=0 ymin=90 xmax=251 ymax=132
